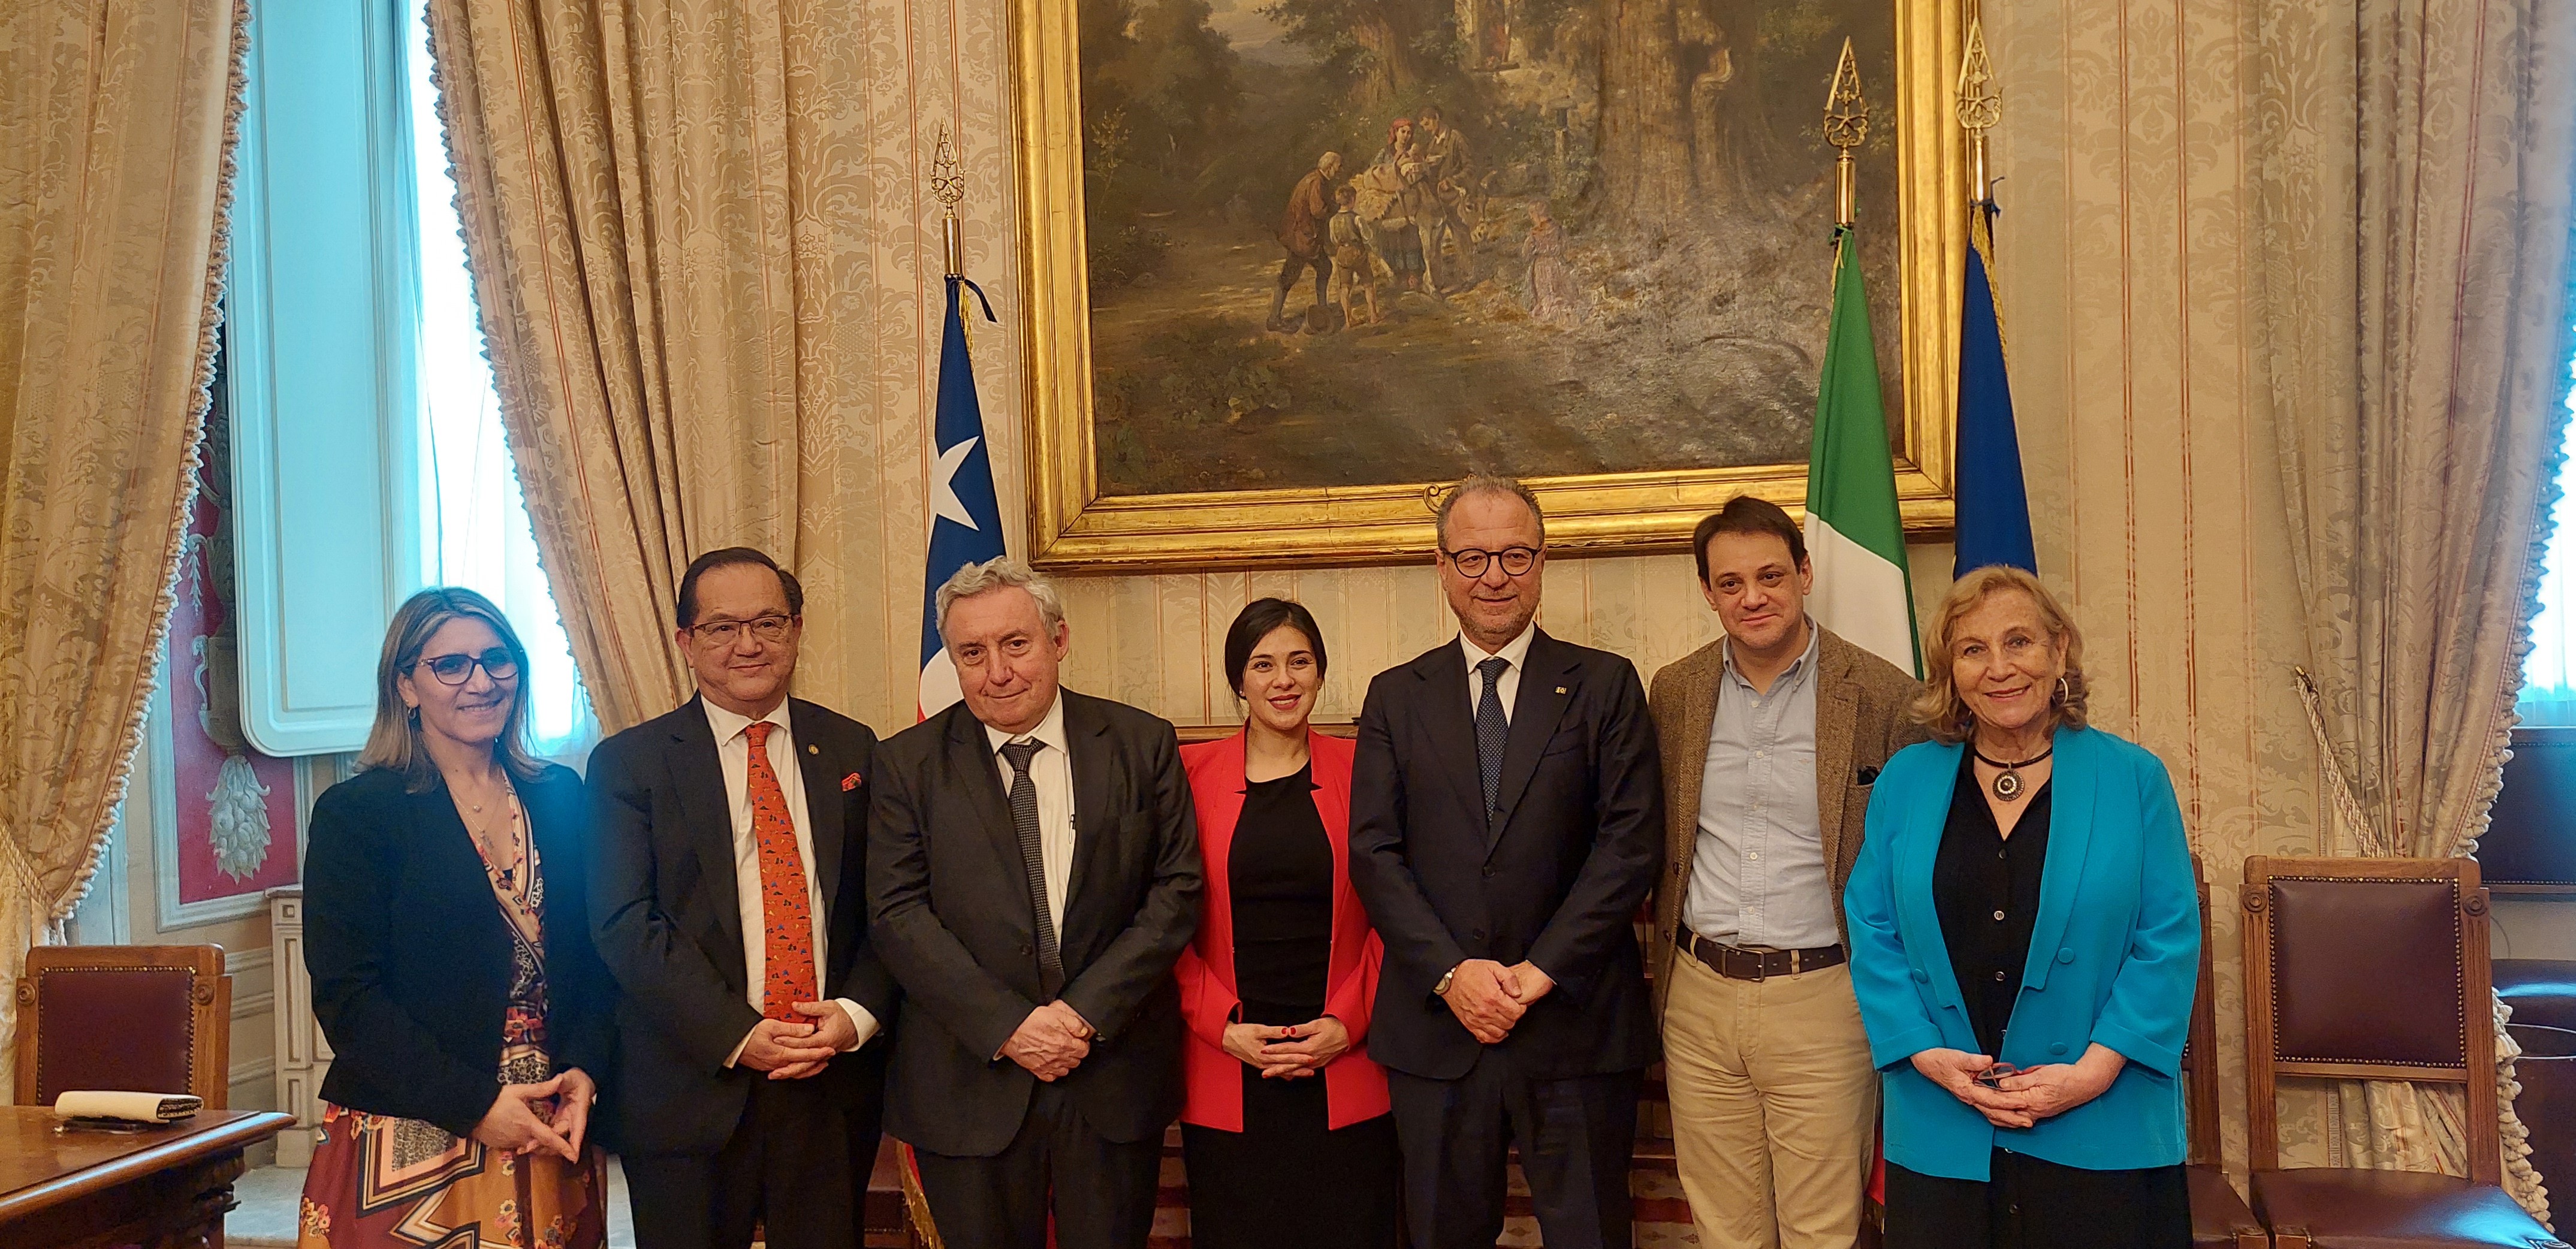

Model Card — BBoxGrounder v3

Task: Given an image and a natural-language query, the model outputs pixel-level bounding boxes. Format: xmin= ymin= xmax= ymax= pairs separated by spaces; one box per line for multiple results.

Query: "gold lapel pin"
xmin=807 ymin=744 xmax=819 ymax=755
xmin=1555 ymin=686 xmax=1568 ymax=695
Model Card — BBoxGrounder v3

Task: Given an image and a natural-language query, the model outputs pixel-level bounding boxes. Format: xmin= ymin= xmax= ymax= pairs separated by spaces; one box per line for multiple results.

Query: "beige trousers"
xmin=1661 ymin=950 xmax=1879 ymax=1249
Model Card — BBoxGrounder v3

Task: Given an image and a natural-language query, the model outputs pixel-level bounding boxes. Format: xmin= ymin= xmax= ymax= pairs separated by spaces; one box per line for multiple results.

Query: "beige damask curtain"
xmin=0 ymin=0 xmax=248 ymax=1090
xmin=2256 ymin=0 xmax=2576 ymax=1220
xmin=423 ymin=0 xmax=894 ymax=734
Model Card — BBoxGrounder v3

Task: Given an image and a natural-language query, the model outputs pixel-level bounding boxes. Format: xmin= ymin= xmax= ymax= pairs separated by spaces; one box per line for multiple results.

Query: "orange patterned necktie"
xmin=743 ymin=721 xmax=818 ymax=1021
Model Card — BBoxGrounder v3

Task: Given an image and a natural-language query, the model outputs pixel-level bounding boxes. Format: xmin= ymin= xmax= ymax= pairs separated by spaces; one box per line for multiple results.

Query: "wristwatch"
xmin=1434 ymin=965 xmax=1459 ymax=998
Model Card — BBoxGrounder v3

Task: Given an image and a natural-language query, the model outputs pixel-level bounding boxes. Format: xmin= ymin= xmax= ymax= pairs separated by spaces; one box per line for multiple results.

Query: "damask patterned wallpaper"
xmin=774 ymin=0 xmax=2327 ymax=1172
xmin=786 ymin=0 xmax=2320 ymax=852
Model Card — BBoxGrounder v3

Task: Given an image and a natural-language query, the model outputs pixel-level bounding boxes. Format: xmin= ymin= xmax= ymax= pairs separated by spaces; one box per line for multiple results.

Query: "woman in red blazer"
xmin=1175 ymin=598 xmax=1396 ymax=1248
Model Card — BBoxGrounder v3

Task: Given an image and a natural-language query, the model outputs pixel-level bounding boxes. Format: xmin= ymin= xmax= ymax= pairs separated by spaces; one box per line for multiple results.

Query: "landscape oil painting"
xmin=1012 ymin=0 xmax=1960 ymax=570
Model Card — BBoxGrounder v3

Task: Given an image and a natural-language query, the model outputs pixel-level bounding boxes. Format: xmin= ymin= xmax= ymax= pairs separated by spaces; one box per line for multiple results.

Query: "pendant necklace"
xmin=1971 ymin=743 xmax=2053 ymax=801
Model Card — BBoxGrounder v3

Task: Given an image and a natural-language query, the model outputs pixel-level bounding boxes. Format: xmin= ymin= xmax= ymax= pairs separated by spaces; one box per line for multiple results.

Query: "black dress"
xmin=1181 ymin=764 xmax=1400 ymax=1249
xmin=1883 ymin=752 xmax=2189 ymax=1249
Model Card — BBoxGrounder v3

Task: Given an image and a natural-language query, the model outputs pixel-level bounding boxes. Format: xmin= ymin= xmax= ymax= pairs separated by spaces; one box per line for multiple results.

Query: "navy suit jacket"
xmin=586 ymin=696 xmax=893 ymax=1156
xmin=1347 ymin=628 xmax=1666 ymax=1081
xmin=306 ymin=763 xmax=616 ymax=1142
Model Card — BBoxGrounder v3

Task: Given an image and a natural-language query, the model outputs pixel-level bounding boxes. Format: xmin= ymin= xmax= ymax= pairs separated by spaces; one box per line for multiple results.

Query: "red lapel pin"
xmin=841 ymin=773 xmax=862 ymax=792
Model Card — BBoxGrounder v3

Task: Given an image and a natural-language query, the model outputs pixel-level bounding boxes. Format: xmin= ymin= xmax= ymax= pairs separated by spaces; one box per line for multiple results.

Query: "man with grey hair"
xmin=1349 ymin=475 xmax=1666 ymax=1249
xmin=867 ymin=556 xmax=1203 ymax=1249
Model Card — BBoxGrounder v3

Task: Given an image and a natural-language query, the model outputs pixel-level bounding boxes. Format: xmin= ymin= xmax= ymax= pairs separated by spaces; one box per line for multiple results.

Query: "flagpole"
xmin=1823 ymin=38 xmax=1869 ymax=229
xmin=903 ymin=122 xmax=976 ymax=1249
xmin=1956 ymin=14 xmax=2005 ymax=335
xmin=932 ymin=123 xmax=967 ymax=280
xmin=1957 ymin=16 xmax=1999 ymax=215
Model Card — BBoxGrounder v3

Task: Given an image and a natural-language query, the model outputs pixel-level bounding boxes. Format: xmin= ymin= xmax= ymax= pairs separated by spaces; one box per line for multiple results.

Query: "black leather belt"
xmin=1675 ymin=930 xmax=1845 ymax=982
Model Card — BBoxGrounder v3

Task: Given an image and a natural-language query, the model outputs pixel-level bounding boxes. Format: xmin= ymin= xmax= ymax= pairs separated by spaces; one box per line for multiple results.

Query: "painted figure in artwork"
xmin=1269 ymin=150 xmax=1342 ymax=332
xmin=1523 ymin=202 xmax=1579 ymax=324
xmin=1355 ymin=121 xmax=1431 ymax=294
xmin=1329 ymin=183 xmax=1380 ymax=327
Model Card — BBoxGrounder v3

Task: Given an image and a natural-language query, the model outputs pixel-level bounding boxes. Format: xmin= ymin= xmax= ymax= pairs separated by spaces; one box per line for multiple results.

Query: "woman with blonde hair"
xmin=1844 ymin=566 xmax=2199 ymax=1248
xmin=297 ymin=587 xmax=613 ymax=1249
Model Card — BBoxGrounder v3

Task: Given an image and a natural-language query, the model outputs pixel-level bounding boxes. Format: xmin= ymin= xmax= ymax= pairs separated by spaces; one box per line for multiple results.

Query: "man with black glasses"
xmin=1347 ymin=476 xmax=1666 ymax=1249
xmin=587 ymin=547 xmax=895 ymax=1249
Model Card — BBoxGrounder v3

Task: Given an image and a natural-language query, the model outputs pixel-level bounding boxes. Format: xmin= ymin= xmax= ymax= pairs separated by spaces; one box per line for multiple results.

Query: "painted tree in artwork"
xmin=1256 ymin=0 xmax=1449 ymax=105
xmin=1591 ymin=0 xmax=1882 ymax=228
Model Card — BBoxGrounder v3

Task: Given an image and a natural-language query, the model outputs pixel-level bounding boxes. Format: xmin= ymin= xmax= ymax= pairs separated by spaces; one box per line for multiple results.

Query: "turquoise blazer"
xmin=1843 ymin=726 xmax=2200 ymax=1180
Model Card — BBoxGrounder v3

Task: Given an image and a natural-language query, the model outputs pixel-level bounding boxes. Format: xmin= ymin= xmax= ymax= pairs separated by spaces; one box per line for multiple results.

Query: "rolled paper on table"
xmin=52 ymin=1090 xmax=202 ymax=1123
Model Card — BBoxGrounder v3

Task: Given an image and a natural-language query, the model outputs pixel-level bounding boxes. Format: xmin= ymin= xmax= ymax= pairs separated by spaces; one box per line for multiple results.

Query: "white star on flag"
xmin=931 ymin=436 xmax=982 ymax=532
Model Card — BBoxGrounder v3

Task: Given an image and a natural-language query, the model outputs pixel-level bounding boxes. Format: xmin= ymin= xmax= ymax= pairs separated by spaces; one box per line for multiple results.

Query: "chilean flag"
xmin=918 ymin=274 xmax=1004 ymax=718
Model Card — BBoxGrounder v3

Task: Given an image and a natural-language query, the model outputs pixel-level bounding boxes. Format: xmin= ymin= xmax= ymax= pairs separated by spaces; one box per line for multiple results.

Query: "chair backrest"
xmin=2239 ymin=856 xmax=2495 ymax=1180
xmin=2184 ymin=856 xmax=2222 ymax=1167
xmin=13 ymin=945 xmax=230 ymax=1108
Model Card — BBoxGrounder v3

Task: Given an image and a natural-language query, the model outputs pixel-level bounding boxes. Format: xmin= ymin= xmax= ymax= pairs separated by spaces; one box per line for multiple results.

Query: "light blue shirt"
xmin=1683 ymin=623 xmax=1835 ymax=949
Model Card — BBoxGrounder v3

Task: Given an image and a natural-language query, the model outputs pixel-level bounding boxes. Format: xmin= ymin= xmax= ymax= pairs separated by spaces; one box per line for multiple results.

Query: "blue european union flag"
xmin=1954 ymin=205 xmax=2037 ymax=578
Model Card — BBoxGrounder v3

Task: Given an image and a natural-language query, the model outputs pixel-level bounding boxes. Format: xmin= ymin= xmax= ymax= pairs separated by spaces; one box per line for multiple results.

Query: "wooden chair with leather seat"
xmin=2240 ymin=856 xmax=2564 ymax=1249
xmin=13 ymin=944 xmax=231 ymax=1108
xmin=2188 ymin=859 xmax=2269 ymax=1248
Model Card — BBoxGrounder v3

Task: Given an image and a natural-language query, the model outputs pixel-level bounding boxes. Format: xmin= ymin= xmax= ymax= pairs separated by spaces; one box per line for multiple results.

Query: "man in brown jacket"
xmin=1266 ymin=150 xmax=1341 ymax=332
xmin=1646 ymin=497 xmax=1928 ymax=1249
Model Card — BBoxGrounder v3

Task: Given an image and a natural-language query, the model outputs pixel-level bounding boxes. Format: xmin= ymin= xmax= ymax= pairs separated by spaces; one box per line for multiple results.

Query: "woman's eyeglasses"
xmin=417 ymin=647 xmax=521 ymax=686
xmin=689 ymin=615 xmax=795 ymax=646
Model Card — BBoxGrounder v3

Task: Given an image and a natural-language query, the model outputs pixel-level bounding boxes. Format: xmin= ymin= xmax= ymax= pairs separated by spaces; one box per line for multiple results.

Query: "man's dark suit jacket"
xmin=306 ymin=762 xmax=616 ymax=1142
xmin=586 ymin=695 xmax=895 ymax=1156
xmin=866 ymin=691 xmax=1204 ymax=1158
xmin=1348 ymin=628 xmax=1667 ymax=1082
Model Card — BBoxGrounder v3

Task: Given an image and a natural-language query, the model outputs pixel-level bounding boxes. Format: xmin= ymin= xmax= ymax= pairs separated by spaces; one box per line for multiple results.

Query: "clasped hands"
xmin=1440 ymin=958 xmax=1556 ymax=1045
xmin=1221 ymin=1015 xmax=1352 ymax=1079
xmin=738 ymin=1001 xmax=859 ymax=1081
xmin=1002 ymin=1000 xmax=1096 ymax=1082
xmin=1910 ymin=1045 xmax=2125 ymax=1130
xmin=469 ymin=1066 xmax=596 ymax=1161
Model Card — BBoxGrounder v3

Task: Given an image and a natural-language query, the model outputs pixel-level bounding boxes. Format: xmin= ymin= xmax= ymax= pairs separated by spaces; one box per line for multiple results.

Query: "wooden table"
xmin=0 ymin=1107 xmax=292 ymax=1249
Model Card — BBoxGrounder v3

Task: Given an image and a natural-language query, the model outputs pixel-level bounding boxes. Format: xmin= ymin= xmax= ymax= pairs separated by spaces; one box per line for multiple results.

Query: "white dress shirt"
xmin=985 ymin=693 xmax=1076 ymax=939
xmin=1459 ymin=622 xmax=1538 ymax=723
xmin=703 ymin=698 xmax=877 ymax=1063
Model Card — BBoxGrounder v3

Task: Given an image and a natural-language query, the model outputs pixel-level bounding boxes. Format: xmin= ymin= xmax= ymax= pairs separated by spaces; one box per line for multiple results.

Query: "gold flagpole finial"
xmin=1823 ymin=37 xmax=1870 ymax=228
xmin=1956 ymin=17 xmax=2000 ymax=207
xmin=931 ymin=124 xmax=968 ymax=279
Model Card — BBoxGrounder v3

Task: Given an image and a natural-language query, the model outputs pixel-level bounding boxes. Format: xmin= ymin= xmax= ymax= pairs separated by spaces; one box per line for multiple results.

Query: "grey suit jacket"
xmin=1645 ymin=626 xmax=1927 ymax=1022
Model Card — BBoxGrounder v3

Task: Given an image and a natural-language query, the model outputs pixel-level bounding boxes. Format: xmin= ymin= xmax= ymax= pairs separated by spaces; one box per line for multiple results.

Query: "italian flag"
xmin=1805 ymin=227 xmax=1920 ymax=677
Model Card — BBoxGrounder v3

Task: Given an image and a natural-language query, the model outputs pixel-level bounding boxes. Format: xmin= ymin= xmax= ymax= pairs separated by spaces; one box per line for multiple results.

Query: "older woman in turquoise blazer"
xmin=1845 ymin=566 xmax=2200 ymax=1249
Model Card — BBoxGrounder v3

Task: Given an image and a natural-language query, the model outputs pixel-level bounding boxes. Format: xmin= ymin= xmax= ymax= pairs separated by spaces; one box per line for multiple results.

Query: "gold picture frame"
xmin=1011 ymin=0 xmax=1969 ymax=574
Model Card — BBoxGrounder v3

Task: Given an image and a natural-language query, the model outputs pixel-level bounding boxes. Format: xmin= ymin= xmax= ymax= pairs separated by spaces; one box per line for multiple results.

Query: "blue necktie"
xmin=1476 ymin=655 xmax=1510 ymax=817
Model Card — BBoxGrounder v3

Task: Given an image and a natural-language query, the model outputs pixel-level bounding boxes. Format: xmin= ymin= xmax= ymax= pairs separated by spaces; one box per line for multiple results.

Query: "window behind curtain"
xmin=2519 ymin=363 xmax=2576 ymax=726
xmin=405 ymin=1 xmax=598 ymax=762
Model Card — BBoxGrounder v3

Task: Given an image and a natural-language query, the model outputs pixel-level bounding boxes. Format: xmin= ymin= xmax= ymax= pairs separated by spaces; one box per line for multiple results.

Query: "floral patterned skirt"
xmin=296 ymin=1102 xmax=607 ymax=1249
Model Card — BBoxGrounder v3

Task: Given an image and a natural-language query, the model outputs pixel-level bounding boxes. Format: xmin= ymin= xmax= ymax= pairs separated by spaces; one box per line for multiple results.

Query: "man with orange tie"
xmin=589 ymin=547 xmax=896 ymax=1249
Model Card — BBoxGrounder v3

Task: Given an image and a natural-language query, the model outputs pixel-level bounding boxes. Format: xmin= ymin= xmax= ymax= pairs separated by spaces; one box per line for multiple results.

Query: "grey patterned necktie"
xmin=1475 ymin=656 xmax=1510 ymax=817
xmin=999 ymin=740 xmax=1063 ymax=997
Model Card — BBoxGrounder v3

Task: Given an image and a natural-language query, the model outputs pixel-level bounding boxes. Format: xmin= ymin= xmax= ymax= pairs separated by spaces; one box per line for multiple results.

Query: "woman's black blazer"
xmin=304 ymin=762 xmax=616 ymax=1141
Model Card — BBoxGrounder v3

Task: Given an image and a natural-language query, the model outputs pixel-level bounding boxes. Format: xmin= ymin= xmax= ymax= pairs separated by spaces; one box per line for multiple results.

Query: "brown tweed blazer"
xmin=1645 ymin=626 xmax=1928 ymax=1023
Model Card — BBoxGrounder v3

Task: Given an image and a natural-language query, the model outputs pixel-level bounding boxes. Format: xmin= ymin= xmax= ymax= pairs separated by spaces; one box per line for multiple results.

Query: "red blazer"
xmin=1174 ymin=729 xmax=1390 ymax=1131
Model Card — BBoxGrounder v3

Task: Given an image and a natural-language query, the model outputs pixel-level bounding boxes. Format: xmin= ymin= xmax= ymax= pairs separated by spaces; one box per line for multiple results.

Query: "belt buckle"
xmin=1723 ymin=944 xmax=1764 ymax=982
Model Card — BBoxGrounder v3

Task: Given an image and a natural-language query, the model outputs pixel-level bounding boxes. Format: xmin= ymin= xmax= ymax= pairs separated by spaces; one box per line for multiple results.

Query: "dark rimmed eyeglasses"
xmin=1440 ymin=545 xmax=1540 ymax=578
xmin=417 ymin=647 xmax=520 ymax=686
xmin=689 ymin=614 xmax=795 ymax=646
